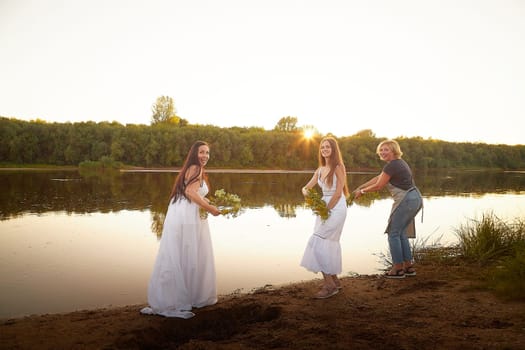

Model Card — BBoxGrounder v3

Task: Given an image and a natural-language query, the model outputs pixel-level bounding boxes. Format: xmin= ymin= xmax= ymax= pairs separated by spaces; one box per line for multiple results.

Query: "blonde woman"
xmin=353 ymin=139 xmax=423 ymax=278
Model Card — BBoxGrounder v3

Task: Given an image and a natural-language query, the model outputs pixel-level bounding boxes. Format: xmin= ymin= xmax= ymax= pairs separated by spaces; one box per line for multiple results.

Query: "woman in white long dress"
xmin=141 ymin=141 xmax=221 ymax=318
xmin=300 ymin=136 xmax=349 ymax=299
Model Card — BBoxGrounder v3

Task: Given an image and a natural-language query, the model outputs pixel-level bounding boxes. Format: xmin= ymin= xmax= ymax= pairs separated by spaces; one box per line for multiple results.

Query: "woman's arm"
xmin=356 ymin=175 xmax=379 ymax=190
xmin=354 ymin=171 xmax=391 ymax=198
xmin=184 ymin=166 xmax=220 ymax=216
xmin=301 ymin=168 xmax=320 ymax=196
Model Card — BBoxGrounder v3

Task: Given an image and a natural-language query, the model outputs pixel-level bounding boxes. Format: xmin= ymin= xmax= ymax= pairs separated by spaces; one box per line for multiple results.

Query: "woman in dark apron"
xmin=353 ymin=139 xmax=423 ymax=278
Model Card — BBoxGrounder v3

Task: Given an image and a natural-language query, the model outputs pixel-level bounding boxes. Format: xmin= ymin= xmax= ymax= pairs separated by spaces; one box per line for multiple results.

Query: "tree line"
xmin=1 ymin=116 xmax=524 ymax=170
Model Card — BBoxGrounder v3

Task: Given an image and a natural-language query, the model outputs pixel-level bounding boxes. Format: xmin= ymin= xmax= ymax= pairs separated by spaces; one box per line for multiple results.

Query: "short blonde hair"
xmin=376 ymin=139 xmax=403 ymax=158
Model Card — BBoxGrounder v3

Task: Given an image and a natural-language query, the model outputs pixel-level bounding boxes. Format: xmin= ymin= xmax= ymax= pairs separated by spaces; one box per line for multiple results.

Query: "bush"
xmin=79 ymin=156 xmax=123 ymax=171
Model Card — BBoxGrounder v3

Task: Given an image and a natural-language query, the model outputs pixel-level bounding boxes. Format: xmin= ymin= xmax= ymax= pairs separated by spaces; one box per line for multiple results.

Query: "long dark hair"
xmin=169 ymin=141 xmax=210 ymax=203
xmin=318 ymin=136 xmax=349 ymax=197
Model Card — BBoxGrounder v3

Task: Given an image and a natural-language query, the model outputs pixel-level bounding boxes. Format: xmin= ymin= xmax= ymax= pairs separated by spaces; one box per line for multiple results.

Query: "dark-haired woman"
xmin=141 ymin=141 xmax=220 ymax=318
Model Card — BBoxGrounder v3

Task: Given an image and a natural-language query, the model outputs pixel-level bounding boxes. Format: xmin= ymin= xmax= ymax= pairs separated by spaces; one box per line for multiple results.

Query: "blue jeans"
xmin=387 ymin=189 xmax=423 ymax=265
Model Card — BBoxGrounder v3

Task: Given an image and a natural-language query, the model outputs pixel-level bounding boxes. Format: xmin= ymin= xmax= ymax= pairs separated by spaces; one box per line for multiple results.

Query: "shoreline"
xmin=1 ymin=264 xmax=524 ymax=349
xmin=0 ymin=166 xmax=379 ymax=174
xmin=2 ymin=166 xmax=521 ymax=174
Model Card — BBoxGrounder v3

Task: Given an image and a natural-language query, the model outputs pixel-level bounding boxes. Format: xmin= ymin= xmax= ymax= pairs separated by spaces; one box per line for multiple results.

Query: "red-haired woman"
xmin=300 ymin=136 xmax=350 ymax=299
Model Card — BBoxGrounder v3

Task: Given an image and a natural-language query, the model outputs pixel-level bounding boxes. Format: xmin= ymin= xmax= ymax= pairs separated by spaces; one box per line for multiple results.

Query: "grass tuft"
xmin=454 ymin=212 xmax=525 ymax=299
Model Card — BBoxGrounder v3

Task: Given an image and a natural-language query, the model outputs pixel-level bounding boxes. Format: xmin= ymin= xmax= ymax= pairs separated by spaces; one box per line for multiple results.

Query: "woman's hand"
xmin=302 ymin=187 xmax=308 ymax=196
xmin=209 ymin=205 xmax=220 ymax=216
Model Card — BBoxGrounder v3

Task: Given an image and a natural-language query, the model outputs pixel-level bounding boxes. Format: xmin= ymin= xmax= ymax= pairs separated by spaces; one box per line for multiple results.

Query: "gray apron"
xmin=385 ymin=184 xmax=421 ymax=238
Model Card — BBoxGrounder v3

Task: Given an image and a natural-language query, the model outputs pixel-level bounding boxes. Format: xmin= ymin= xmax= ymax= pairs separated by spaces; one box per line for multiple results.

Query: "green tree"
xmin=151 ymin=96 xmax=179 ymax=125
xmin=274 ymin=116 xmax=298 ymax=132
xmin=352 ymin=129 xmax=376 ymax=138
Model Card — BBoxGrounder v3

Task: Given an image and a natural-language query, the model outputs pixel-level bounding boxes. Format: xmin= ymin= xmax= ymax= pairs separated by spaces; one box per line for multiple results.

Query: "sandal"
xmin=404 ymin=266 xmax=417 ymax=276
xmin=333 ymin=278 xmax=342 ymax=290
xmin=319 ymin=280 xmax=342 ymax=290
xmin=314 ymin=286 xmax=339 ymax=299
xmin=384 ymin=269 xmax=406 ymax=279
xmin=319 ymin=283 xmax=342 ymax=290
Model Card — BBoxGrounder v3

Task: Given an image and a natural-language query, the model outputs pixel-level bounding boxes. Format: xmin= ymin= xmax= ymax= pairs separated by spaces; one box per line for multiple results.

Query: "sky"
xmin=1 ymin=0 xmax=524 ymax=145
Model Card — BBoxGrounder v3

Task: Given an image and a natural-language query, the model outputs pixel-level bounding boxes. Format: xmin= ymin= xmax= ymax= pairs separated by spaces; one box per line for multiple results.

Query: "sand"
xmin=1 ymin=263 xmax=524 ymax=349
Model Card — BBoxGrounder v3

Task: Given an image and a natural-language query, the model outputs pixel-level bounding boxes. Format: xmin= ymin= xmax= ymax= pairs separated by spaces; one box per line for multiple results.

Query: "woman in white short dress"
xmin=141 ymin=141 xmax=221 ymax=318
xmin=301 ymin=136 xmax=349 ymax=299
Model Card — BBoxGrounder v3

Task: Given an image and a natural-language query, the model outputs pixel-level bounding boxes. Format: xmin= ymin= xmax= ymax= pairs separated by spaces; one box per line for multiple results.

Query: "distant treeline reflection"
xmin=2 ymin=171 xmax=524 ymax=233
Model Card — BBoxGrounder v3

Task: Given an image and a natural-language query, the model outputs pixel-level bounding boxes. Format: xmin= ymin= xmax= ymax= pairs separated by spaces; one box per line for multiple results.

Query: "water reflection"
xmin=2 ymin=169 xmax=524 ymax=221
xmin=0 ymin=170 xmax=524 ymax=318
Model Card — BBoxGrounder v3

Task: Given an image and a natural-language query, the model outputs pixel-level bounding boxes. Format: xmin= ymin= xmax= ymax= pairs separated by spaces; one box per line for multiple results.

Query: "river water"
xmin=1 ymin=169 xmax=523 ymax=318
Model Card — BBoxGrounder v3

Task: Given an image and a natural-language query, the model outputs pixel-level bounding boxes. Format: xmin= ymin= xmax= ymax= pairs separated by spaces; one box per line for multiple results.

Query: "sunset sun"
xmin=303 ymin=127 xmax=315 ymax=140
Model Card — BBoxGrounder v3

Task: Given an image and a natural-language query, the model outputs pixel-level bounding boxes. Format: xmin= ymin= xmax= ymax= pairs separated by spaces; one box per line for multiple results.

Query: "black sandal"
xmin=404 ymin=266 xmax=417 ymax=276
xmin=385 ymin=269 xmax=406 ymax=279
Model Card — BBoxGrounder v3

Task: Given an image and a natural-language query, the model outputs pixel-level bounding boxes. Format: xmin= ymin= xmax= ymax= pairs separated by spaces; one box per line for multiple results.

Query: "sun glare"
xmin=303 ymin=128 xmax=315 ymax=140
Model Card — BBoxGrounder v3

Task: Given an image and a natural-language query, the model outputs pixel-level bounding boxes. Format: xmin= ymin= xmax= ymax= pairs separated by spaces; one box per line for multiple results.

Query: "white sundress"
xmin=300 ymin=174 xmax=347 ymax=275
xmin=140 ymin=182 xmax=217 ymax=318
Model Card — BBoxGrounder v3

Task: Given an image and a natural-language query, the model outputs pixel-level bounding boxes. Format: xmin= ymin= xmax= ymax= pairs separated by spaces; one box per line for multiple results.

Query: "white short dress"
xmin=141 ymin=182 xmax=217 ymax=318
xmin=300 ymin=175 xmax=347 ymax=275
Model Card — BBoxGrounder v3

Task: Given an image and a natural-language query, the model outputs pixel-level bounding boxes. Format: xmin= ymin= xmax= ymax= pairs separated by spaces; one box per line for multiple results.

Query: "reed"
xmin=455 ymin=212 xmax=525 ymax=299
xmin=455 ymin=212 xmax=523 ymax=264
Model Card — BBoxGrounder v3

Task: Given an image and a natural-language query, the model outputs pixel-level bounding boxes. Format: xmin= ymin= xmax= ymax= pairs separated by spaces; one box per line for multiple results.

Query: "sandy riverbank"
xmin=1 ymin=263 xmax=524 ymax=349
